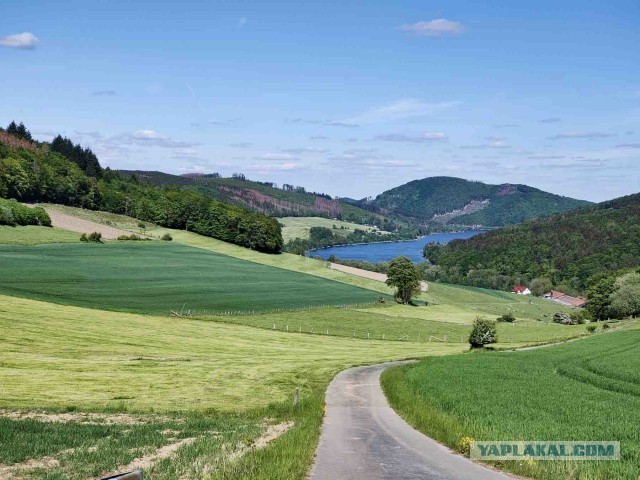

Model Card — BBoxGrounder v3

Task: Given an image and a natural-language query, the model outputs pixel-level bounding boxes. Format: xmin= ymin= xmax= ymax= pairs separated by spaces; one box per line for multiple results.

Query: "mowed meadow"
xmin=0 ymin=205 xmax=621 ymax=479
xmin=382 ymin=328 xmax=640 ymax=480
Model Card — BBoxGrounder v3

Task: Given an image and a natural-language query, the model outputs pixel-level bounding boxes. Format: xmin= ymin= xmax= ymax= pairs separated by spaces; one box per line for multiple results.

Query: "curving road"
xmin=310 ymin=361 xmax=514 ymax=480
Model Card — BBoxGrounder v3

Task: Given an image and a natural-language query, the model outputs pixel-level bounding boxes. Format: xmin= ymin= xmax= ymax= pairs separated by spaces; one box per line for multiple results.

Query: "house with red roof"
xmin=512 ymin=285 xmax=532 ymax=295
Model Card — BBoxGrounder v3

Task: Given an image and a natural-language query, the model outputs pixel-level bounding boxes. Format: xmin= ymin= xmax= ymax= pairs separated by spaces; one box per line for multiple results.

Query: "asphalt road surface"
xmin=310 ymin=361 xmax=514 ymax=480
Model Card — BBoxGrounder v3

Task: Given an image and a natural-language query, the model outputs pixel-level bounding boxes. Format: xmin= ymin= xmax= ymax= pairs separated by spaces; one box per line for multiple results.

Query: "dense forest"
xmin=0 ymin=123 xmax=283 ymax=253
xmin=352 ymin=176 xmax=589 ymax=227
xmin=422 ymin=193 xmax=640 ymax=294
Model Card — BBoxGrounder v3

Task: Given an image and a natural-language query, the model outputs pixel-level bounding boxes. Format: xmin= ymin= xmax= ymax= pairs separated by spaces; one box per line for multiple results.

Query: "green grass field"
xmin=0 ymin=225 xmax=80 ymax=245
xmin=0 ymin=242 xmax=383 ymax=314
xmin=382 ymin=328 xmax=640 ymax=480
xmin=0 ymin=294 xmax=459 ymax=479
xmin=279 ymin=216 xmax=386 ymax=241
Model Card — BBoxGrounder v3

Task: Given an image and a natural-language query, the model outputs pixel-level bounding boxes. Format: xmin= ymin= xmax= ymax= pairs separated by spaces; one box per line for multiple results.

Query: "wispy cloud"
xmin=286 ymin=118 xmax=358 ymax=128
xmin=375 ymin=132 xmax=448 ymax=143
xmin=246 ymin=162 xmax=303 ymax=172
xmin=238 ymin=17 xmax=247 ymax=27
xmin=539 ymin=117 xmax=562 ymax=123
xmin=460 ymin=140 xmax=511 ymax=150
xmin=280 ymin=147 xmax=328 ymax=154
xmin=229 ymin=142 xmax=252 ymax=148
xmin=0 ymin=32 xmax=40 ymax=49
xmin=309 ymin=135 xmax=329 ymax=140
xmin=548 ymin=132 xmax=615 ymax=140
xmin=92 ymin=90 xmax=117 ymax=97
xmin=493 ymin=123 xmax=519 ymax=128
xmin=616 ymin=143 xmax=640 ymax=148
xmin=399 ymin=19 xmax=465 ymax=37
xmin=339 ymin=99 xmax=460 ymax=126
xmin=119 ymin=129 xmax=199 ymax=149
xmin=254 ymin=153 xmax=298 ymax=161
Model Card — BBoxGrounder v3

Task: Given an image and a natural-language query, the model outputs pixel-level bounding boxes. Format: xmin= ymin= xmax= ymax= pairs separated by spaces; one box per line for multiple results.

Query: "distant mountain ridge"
xmin=349 ymin=176 xmax=590 ymax=227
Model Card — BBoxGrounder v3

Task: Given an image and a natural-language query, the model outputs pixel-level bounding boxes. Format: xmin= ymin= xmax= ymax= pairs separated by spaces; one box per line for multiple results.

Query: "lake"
xmin=306 ymin=230 xmax=484 ymax=263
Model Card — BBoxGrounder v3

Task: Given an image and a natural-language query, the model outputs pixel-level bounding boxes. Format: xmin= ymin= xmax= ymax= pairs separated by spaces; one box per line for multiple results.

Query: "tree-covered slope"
xmin=425 ymin=193 xmax=640 ymax=290
xmin=118 ymin=170 xmax=399 ymax=229
xmin=356 ymin=176 xmax=589 ymax=227
xmin=0 ymin=124 xmax=283 ymax=253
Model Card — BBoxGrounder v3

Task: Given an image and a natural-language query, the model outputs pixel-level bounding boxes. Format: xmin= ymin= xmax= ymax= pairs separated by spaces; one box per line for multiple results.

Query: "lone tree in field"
xmin=469 ymin=317 xmax=498 ymax=348
xmin=386 ymin=256 xmax=421 ymax=304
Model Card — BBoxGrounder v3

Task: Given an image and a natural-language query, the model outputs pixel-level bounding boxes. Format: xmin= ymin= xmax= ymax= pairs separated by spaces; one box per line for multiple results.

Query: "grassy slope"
xmin=0 ymin=295 xmax=459 ymax=480
xmin=0 ymin=225 xmax=80 ymax=245
xmin=30 ymin=204 xmax=580 ymax=347
xmin=382 ymin=327 xmax=640 ymax=480
xmin=279 ymin=216 xmax=385 ymax=242
xmin=0 ymin=242 xmax=383 ymax=315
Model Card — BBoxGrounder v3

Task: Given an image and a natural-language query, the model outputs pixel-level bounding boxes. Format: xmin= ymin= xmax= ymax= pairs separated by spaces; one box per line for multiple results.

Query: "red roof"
xmin=545 ymin=291 xmax=587 ymax=307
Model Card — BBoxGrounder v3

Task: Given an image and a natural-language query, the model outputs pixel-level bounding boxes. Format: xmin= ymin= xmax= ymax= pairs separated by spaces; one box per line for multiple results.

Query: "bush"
xmin=0 ymin=199 xmax=52 ymax=227
xmin=553 ymin=312 xmax=577 ymax=325
xmin=602 ymin=323 xmax=610 ymax=330
xmin=81 ymin=232 xmax=102 ymax=243
xmin=469 ymin=317 xmax=498 ymax=348
xmin=570 ymin=309 xmax=592 ymax=325
xmin=497 ymin=312 xmax=516 ymax=323
xmin=586 ymin=325 xmax=597 ymax=333
xmin=161 ymin=233 xmax=173 ymax=241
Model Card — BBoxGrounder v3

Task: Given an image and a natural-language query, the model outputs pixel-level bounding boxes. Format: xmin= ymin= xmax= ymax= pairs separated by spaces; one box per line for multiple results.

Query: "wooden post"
xmin=293 ymin=388 xmax=299 ymax=408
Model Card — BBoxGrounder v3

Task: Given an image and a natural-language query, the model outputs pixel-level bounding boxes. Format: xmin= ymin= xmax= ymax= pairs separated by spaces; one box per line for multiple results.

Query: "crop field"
xmin=0 ymin=242 xmax=383 ymax=314
xmin=278 ymin=216 xmax=386 ymax=241
xmin=382 ymin=328 xmax=640 ymax=480
xmin=0 ymin=294 xmax=459 ymax=479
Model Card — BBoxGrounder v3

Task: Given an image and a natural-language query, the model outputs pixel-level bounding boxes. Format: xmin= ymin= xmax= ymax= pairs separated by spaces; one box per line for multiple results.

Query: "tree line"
xmin=0 ymin=122 xmax=283 ymax=253
xmin=284 ymin=225 xmax=418 ymax=255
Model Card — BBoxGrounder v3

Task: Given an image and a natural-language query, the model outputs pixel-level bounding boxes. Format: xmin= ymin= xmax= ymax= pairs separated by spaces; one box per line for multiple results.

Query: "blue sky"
xmin=1 ymin=1 xmax=639 ymax=201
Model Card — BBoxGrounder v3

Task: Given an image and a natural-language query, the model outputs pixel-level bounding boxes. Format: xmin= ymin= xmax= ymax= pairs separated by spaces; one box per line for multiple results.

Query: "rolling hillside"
xmin=350 ymin=176 xmax=590 ymax=227
xmin=118 ymin=170 xmax=395 ymax=227
xmin=425 ymin=192 xmax=640 ymax=290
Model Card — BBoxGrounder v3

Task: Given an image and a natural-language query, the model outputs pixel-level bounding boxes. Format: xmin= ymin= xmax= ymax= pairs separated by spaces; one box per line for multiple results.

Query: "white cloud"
xmin=399 ymin=19 xmax=464 ymax=37
xmin=0 ymin=32 xmax=40 ymax=49
xmin=539 ymin=117 xmax=562 ymax=123
xmin=376 ymin=132 xmax=448 ymax=143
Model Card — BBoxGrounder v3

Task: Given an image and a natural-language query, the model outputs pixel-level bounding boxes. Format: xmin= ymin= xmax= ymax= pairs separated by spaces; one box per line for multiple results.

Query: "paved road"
xmin=310 ymin=361 xmax=514 ymax=480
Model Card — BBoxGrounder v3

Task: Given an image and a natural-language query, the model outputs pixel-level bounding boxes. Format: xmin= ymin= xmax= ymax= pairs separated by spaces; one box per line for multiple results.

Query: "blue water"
xmin=306 ymin=230 xmax=484 ymax=263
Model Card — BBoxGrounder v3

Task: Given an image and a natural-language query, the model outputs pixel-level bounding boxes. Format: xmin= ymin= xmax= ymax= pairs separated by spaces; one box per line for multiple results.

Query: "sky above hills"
xmin=1 ymin=0 xmax=639 ymax=202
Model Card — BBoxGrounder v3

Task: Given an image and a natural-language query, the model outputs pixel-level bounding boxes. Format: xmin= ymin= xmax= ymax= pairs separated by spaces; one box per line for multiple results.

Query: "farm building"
xmin=512 ymin=285 xmax=531 ymax=295
xmin=544 ymin=290 xmax=587 ymax=308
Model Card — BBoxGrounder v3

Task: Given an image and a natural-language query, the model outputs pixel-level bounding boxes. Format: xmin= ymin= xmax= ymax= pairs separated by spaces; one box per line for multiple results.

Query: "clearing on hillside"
xmin=382 ymin=328 xmax=640 ymax=480
xmin=0 ymin=242 xmax=382 ymax=314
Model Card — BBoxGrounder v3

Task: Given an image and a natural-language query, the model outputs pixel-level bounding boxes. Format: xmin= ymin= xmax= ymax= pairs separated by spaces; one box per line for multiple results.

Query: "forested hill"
xmin=117 ymin=169 xmax=404 ymax=230
xmin=352 ymin=176 xmax=590 ymax=227
xmin=423 ymin=192 xmax=640 ymax=291
xmin=0 ymin=123 xmax=283 ymax=253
